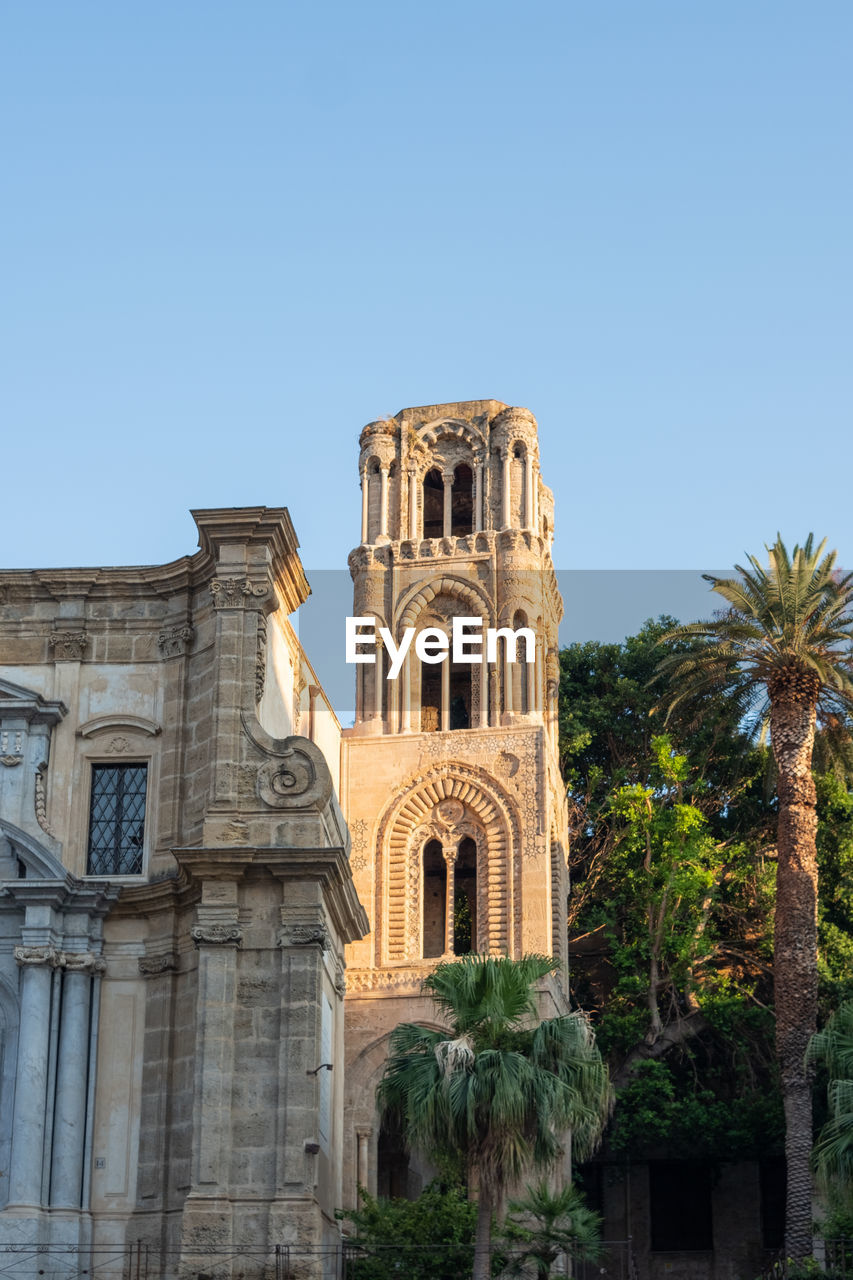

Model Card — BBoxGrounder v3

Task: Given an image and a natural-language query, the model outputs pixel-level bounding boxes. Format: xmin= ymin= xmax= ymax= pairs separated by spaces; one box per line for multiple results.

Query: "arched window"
xmin=422 ymin=840 xmax=446 ymax=957
xmin=422 ymin=469 xmax=443 ymax=539
xmin=451 ymin=464 xmax=473 ymax=536
xmin=454 ymin=837 xmax=477 ymax=954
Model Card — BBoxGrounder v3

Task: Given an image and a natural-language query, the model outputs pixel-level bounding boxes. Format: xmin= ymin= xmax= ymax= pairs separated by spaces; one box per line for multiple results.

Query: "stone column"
xmin=51 ymin=953 xmax=102 ymax=1208
xmin=441 ymin=658 xmax=450 ymax=732
xmin=503 ymin=640 xmax=514 ymax=718
xmin=373 ymin=644 xmax=383 ymax=723
xmin=443 ymin=847 xmax=457 ymax=956
xmin=379 ymin=465 xmax=390 ymax=539
xmin=360 ymin=469 xmax=369 ymax=543
xmin=479 ymin=663 xmax=489 ymax=728
xmin=525 ymin=454 xmax=534 ymax=528
xmin=501 ymin=449 xmax=511 ymax=528
xmin=442 ymin=473 xmax=453 ymax=538
xmin=408 ymin=470 xmax=418 ymax=539
xmin=356 ymin=1129 xmax=371 ymax=1202
xmin=401 ymin=653 xmax=412 ymax=733
xmin=526 ymin=654 xmax=535 ymax=717
xmin=474 ymin=459 xmax=483 ymax=532
xmin=8 ymin=946 xmax=59 ymax=1207
xmin=188 ymin=919 xmax=241 ymax=1189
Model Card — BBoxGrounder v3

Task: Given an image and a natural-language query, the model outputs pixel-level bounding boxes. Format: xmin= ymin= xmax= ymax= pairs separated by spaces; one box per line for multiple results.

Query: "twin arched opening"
xmin=422 ymin=463 xmax=474 ymax=540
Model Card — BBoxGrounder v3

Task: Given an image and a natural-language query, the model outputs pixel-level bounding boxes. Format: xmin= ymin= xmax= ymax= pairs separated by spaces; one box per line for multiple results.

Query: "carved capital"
xmin=49 ymin=631 xmax=88 ymax=661
xmin=190 ymin=924 xmax=242 ymax=947
xmin=157 ymin=625 xmax=194 ymax=657
xmin=278 ymin=924 xmax=329 ymax=951
xmin=63 ymin=952 xmax=107 ymax=975
xmin=138 ymin=951 xmax=178 ymax=976
xmin=15 ymin=945 xmax=62 ymax=968
xmin=210 ymin=578 xmax=269 ymax=611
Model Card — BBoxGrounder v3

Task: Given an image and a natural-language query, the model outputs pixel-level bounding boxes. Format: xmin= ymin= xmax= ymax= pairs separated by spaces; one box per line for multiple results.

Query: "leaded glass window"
xmin=87 ymin=764 xmax=147 ymax=875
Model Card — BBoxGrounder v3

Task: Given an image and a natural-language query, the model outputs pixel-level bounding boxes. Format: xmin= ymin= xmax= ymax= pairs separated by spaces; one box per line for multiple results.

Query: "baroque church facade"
xmin=0 ymin=401 xmax=570 ymax=1278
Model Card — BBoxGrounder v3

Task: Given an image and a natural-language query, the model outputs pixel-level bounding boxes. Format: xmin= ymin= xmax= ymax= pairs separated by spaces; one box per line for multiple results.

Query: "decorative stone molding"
xmin=63 ymin=952 xmax=107 ymax=975
xmin=190 ymin=925 xmax=243 ymax=947
xmin=14 ymin=945 xmax=62 ymax=968
xmin=48 ymin=631 xmax=87 ymax=661
xmin=278 ymin=924 xmax=330 ymax=951
xmin=157 ymin=624 xmax=194 ymax=657
xmin=138 ymin=952 xmax=178 ymax=976
xmin=210 ymin=578 xmax=269 ymax=610
xmin=257 ymin=748 xmax=316 ymax=808
xmin=349 ymin=818 xmax=369 ymax=872
xmin=78 ymin=714 xmax=161 ymax=739
xmin=34 ymin=762 xmax=56 ymax=837
xmin=255 ymin=617 xmax=267 ymax=702
xmin=345 ymin=967 xmax=434 ymax=993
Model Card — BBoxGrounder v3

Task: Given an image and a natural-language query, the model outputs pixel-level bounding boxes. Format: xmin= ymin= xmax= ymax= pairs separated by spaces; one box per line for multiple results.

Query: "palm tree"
xmin=807 ymin=1001 xmax=853 ymax=1211
xmin=376 ymin=954 xmax=611 ymax=1280
xmin=504 ymin=1181 xmax=603 ymax=1278
xmin=657 ymin=535 xmax=853 ymax=1260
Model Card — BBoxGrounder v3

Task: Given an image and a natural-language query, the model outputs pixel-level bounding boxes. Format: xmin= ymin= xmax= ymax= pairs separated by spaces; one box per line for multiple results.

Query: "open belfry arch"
xmin=341 ymin=400 xmax=570 ymax=1205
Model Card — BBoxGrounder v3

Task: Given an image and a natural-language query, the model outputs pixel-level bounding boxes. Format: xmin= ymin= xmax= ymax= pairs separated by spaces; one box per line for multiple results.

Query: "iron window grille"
xmin=87 ymin=764 xmax=147 ymax=875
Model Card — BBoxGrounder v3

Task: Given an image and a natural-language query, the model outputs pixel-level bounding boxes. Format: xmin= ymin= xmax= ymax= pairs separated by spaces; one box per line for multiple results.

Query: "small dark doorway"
xmin=377 ymin=1110 xmax=411 ymax=1199
xmin=649 ymin=1160 xmax=713 ymax=1251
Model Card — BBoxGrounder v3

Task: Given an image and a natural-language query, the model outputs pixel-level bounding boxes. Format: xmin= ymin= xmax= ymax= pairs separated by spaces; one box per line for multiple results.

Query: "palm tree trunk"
xmin=771 ymin=689 xmax=819 ymax=1261
xmin=472 ymin=1183 xmax=493 ymax=1280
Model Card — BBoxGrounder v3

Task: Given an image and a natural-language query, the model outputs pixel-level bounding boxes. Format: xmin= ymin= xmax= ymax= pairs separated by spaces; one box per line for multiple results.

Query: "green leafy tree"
xmin=376 ymin=954 xmax=611 ymax=1280
xmin=657 ymin=535 xmax=853 ymax=1260
xmin=808 ymin=1002 xmax=853 ymax=1215
xmin=503 ymin=1182 xmax=602 ymax=1278
xmin=337 ymin=1182 xmax=479 ymax=1280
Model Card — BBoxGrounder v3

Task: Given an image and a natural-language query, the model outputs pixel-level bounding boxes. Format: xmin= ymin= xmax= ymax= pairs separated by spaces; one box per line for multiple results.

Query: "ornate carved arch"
xmin=395 ymin=574 xmax=495 ymax=633
xmin=418 ymin=418 xmax=484 ymax=453
xmin=374 ymin=764 xmax=521 ymax=964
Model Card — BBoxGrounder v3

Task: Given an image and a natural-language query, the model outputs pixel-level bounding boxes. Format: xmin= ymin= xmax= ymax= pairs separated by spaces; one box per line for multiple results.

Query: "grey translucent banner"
xmin=297 ymin=568 xmax=727 ymax=728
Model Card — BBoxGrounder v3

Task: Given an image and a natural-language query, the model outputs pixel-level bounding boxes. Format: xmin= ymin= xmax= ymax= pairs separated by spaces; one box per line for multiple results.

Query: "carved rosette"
xmin=138 ymin=952 xmax=178 ymax=976
xmin=278 ymin=924 xmax=330 ymax=951
xmin=48 ymin=631 xmax=88 ymax=661
xmin=210 ymin=578 xmax=269 ymax=611
xmin=14 ymin=945 xmax=62 ymax=968
xmin=157 ymin=625 xmax=194 ymax=658
xmin=190 ymin=925 xmax=243 ymax=947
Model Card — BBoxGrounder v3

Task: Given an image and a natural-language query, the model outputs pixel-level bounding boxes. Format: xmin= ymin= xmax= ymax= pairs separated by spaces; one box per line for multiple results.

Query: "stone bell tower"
xmin=340 ymin=400 xmax=570 ymax=1204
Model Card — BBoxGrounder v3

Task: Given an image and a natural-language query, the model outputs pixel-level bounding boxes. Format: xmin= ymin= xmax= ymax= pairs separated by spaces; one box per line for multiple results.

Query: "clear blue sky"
xmin=3 ymin=3 xmax=851 ymax=623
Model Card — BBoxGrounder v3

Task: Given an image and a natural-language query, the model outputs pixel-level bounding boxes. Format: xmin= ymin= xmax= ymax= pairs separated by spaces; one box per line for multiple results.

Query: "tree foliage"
xmin=376 ymin=955 xmax=611 ymax=1280
xmin=337 ymin=1182 xmax=481 ymax=1280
